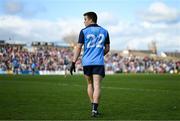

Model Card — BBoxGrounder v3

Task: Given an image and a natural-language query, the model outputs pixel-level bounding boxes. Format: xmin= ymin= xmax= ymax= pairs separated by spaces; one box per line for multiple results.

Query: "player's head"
xmin=83 ymin=12 xmax=97 ymax=27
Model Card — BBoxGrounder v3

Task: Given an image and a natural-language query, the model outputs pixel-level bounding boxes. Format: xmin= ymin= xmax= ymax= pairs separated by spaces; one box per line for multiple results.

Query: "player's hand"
xmin=70 ymin=62 xmax=76 ymax=75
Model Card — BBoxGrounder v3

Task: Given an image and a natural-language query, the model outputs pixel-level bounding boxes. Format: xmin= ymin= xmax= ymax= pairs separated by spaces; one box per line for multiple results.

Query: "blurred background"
xmin=0 ymin=0 xmax=179 ymax=75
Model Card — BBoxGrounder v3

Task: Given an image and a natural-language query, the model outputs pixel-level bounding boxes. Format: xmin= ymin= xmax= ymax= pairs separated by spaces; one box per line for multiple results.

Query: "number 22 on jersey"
xmin=86 ymin=34 xmax=105 ymax=48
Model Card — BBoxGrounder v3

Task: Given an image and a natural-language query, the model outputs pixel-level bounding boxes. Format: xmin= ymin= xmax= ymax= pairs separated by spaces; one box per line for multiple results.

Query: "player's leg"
xmin=13 ymin=67 xmax=15 ymax=74
xmin=64 ymin=68 xmax=67 ymax=78
xmin=93 ymin=74 xmax=102 ymax=103
xmin=84 ymin=75 xmax=93 ymax=103
xmin=92 ymin=74 xmax=103 ymax=116
xmin=64 ymin=65 xmax=67 ymax=78
xmin=32 ymin=68 xmax=34 ymax=75
xmin=15 ymin=67 xmax=18 ymax=75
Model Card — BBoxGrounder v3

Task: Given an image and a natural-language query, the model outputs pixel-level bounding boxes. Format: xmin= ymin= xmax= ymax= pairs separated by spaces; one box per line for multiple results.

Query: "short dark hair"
xmin=83 ymin=12 xmax=97 ymax=23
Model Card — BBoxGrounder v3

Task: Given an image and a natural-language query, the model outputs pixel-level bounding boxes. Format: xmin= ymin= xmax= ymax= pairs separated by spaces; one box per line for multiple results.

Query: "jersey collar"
xmin=86 ymin=24 xmax=99 ymax=28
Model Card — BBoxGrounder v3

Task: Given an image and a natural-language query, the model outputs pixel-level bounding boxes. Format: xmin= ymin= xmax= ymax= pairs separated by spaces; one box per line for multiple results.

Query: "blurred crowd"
xmin=0 ymin=45 xmax=180 ymax=74
xmin=105 ymin=53 xmax=180 ymax=74
xmin=0 ymin=45 xmax=75 ymax=74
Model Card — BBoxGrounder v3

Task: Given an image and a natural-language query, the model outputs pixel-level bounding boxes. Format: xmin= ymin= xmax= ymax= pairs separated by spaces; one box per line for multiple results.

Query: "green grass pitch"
xmin=0 ymin=74 xmax=180 ymax=120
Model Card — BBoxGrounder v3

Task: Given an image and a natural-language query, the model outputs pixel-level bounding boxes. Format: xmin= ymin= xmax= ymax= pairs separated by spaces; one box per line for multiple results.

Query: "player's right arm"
xmin=73 ymin=43 xmax=83 ymax=63
xmin=70 ymin=30 xmax=84 ymax=75
xmin=73 ymin=30 xmax=84 ymax=63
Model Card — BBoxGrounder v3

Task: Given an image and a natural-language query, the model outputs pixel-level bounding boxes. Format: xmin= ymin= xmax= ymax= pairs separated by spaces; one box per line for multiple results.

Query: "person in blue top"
xmin=12 ymin=56 xmax=20 ymax=74
xmin=31 ymin=61 xmax=36 ymax=75
xmin=70 ymin=12 xmax=110 ymax=117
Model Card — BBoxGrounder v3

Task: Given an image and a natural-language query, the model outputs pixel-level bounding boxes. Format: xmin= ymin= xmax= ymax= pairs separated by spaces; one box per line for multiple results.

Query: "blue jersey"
xmin=12 ymin=58 xmax=19 ymax=68
xmin=78 ymin=24 xmax=110 ymax=66
xmin=31 ymin=63 xmax=36 ymax=69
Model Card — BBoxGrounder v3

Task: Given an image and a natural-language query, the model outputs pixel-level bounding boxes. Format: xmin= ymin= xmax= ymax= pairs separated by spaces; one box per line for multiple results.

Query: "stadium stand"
xmin=0 ymin=41 xmax=179 ymax=75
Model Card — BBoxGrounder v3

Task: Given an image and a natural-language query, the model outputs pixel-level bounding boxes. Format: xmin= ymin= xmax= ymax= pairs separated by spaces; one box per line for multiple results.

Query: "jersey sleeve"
xmin=78 ymin=30 xmax=84 ymax=44
xmin=105 ymin=32 xmax=110 ymax=44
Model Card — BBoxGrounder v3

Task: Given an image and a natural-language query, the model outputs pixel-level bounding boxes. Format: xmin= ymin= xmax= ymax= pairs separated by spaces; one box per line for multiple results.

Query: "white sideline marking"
xmin=1 ymin=80 xmax=178 ymax=94
xmin=57 ymin=83 xmax=177 ymax=94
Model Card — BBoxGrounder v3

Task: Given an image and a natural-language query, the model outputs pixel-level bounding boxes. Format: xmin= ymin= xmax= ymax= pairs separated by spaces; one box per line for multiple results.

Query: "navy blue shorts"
xmin=83 ymin=65 xmax=105 ymax=78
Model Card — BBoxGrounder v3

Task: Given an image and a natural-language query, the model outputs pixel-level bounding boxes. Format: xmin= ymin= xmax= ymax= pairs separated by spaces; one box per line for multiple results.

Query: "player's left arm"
xmin=104 ymin=44 xmax=110 ymax=56
xmin=104 ymin=32 xmax=110 ymax=56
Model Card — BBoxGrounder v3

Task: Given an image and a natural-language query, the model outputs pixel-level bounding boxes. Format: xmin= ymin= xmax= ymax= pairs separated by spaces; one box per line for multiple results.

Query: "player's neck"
xmin=90 ymin=22 xmax=96 ymax=25
xmin=87 ymin=23 xmax=96 ymax=26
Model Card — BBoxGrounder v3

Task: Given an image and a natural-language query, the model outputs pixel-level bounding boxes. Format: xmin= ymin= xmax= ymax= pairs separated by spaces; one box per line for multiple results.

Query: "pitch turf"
xmin=0 ymin=74 xmax=180 ymax=120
